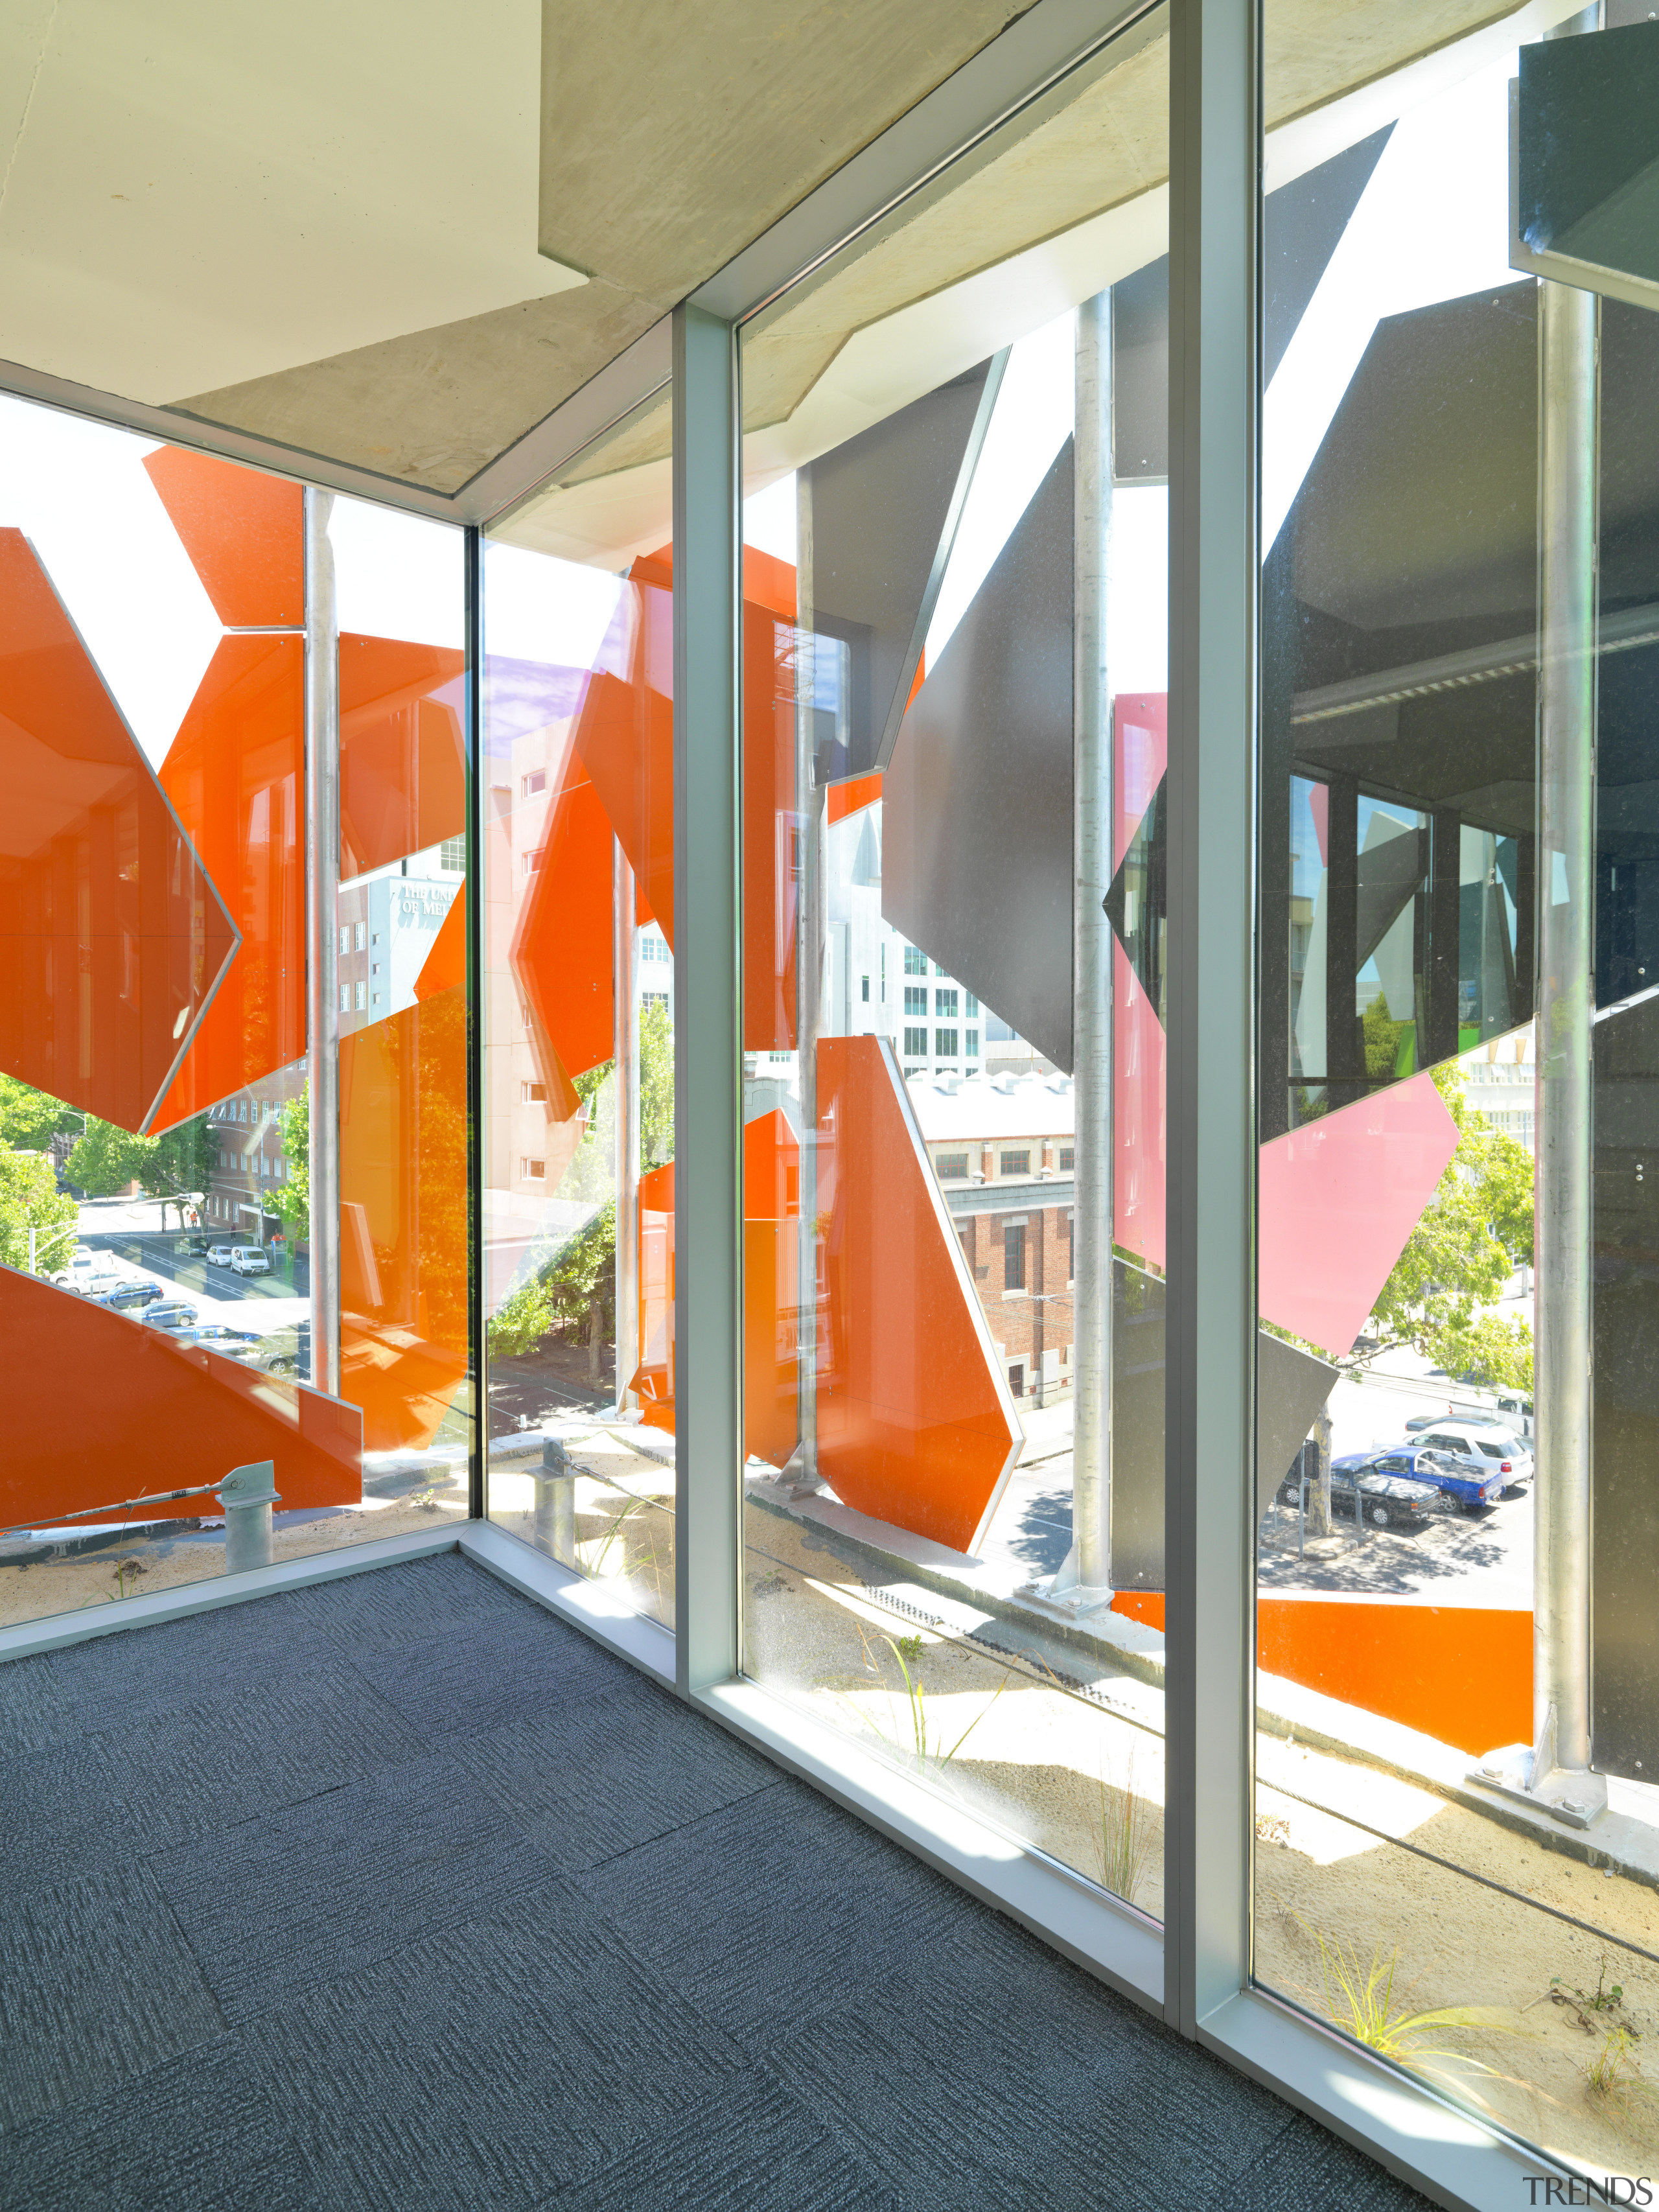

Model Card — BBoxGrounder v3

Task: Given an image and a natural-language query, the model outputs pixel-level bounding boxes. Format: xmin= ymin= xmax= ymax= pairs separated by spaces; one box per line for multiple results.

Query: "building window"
xmin=354 ymin=922 xmax=366 ymax=951
xmin=522 ymin=1157 xmax=546 ymax=1181
xmin=439 ymin=835 xmax=466 ymax=872
xmin=522 ymin=770 xmax=546 ymax=797
xmin=1008 ymin=1361 xmax=1025 ymax=1400
xmin=1060 ymin=1146 xmax=1074 ymax=1170
xmin=522 ymin=848 xmax=544 ymax=874
xmin=903 ymin=1026 xmax=928 ymax=1055
xmin=339 ymin=984 xmax=350 ymax=1014
xmin=935 ymin=1028 xmax=958 ymax=1057
xmin=964 ymin=992 xmax=979 ymax=1016
xmin=1000 ymin=1148 xmax=1030 ymax=1176
xmin=904 ymin=985 xmax=927 ymax=1016
xmin=935 ymin=989 xmax=958 ymax=1018
xmin=354 ymin=980 xmax=367 ymax=1010
xmin=936 ymin=1152 xmax=969 ymax=1180
xmin=861 ymin=975 xmax=870 ymax=1002
xmin=904 ymin=1065 xmax=925 ymax=1078
xmin=521 ymin=1080 xmax=547 ymax=1104
xmin=644 ymin=990 xmax=669 ymax=1012
xmin=903 ymin=944 xmax=927 ymax=975
xmin=1004 ymin=1222 xmax=1027 ymax=1290
xmin=1067 ymin=1210 xmax=1074 ymax=1281
xmin=371 ymin=932 xmax=379 ymax=946
xmin=338 ymin=924 xmax=349 ymax=955
xmin=966 ymin=1028 xmax=979 ymax=1058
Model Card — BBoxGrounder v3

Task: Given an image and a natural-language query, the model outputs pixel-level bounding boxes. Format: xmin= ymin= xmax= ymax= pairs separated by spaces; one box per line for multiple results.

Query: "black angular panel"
xmin=806 ymin=355 xmax=1004 ymax=784
xmin=883 ymin=436 xmax=1075 ymax=1071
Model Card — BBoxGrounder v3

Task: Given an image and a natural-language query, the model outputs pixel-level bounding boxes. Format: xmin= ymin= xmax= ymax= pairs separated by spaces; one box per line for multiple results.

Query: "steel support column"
xmin=1066 ymin=288 xmax=1115 ymax=1600
xmin=1165 ymin=0 xmax=1260 ymax=2040
xmin=673 ymin=303 xmax=743 ymax=1694
xmin=1533 ymin=216 xmax=1601 ymax=1797
xmin=303 ymin=487 xmax=342 ymax=1399
xmin=614 ymin=838 xmax=640 ymax=1412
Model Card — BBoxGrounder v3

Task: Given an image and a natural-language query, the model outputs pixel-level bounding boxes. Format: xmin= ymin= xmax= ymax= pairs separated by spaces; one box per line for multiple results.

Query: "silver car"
xmin=1415 ymin=1423 xmax=1533 ymax=1488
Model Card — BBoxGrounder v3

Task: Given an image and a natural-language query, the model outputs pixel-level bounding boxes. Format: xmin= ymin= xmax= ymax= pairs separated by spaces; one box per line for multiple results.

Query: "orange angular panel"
xmin=0 ymin=530 xmax=238 ymax=1134
xmin=143 ymin=447 xmax=303 ymax=628
xmin=150 ymin=634 xmax=305 ymax=1130
xmin=0 ymin=1263 xmax=360 ymax=1530
xmin=631 ymin=1159 xmax=677 ymax=1431
xmin=338 ymin=983 xmax=469 ymax=1450
xmin=414 ymin=878 xmax=466 ymax=1002
xmin=509 ymin=737 xmax=614 ymax=1108
xmin=815 ymin=1034 xmax=1019 ymax=1553
xmin=743 ymin=1110 xmax=801 ymax=1471
xmin=340 ymin=634 xmax=467 ymax=878
xmin=573 ymin=544 xmax=796 ymax=1050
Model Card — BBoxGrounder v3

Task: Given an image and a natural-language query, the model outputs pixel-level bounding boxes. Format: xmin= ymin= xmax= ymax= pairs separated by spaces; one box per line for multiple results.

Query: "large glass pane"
xmin=1255 ymin=3 xmax=1659 ymax=2172
xmin=737 ymin=8 xmax=1170 ymax=1907
xmin=481 ymin=395 xmax=677 ymax=1634
xmin=0 ymin=404 xmax=469 ymax=1625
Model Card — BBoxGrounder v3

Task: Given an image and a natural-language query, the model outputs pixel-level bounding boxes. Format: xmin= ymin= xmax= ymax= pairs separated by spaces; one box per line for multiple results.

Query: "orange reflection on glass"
xmin=338 ymin=982 xmax=468 ymax=1450
xmin=0 ymin=529 xmax=237 ymax=1134
xmin=150 ymin=634 xmax=305 ymax=1129
xmin=340 ymin=635 xmax=466 ymax=878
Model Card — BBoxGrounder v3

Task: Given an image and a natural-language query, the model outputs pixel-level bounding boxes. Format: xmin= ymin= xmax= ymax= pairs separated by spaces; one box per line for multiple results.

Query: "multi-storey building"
xmin=202 ymin=1064 xmax=306 ymax=1247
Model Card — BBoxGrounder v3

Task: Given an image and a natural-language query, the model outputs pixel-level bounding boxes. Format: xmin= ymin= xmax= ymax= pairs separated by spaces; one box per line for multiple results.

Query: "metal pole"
xmin=1533 ymin=69 xmax=1601 ymax=1794
xmin=219 ymin=1460 xmax=280 ymax=1573
xmin=794 ymin=469 xmax=822 ymax=1489
xmin=1067 ymin=289 xmax=1115 ymax=1600
xmin=614 ymin=837 xmax=640 ymax=1411
xmin=304 ymin=488 xmax=342 ymax=1397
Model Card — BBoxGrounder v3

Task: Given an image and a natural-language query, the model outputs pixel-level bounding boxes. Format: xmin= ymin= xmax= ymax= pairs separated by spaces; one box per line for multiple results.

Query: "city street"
xmin=62 ymin=1196 xmax=309 ymax=1336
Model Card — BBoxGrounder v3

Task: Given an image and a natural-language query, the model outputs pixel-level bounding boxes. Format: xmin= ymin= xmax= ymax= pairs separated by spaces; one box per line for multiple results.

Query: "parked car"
xmin=52 ymin=1250 xmax=95 ymax=1287
xmin=1414 ymin=1423 xmax=1533 ymax=1489
xmin=229 ymin=1245 xmax=271 ymax=1276
xmin=1279 ymin=1454 xmax=1443 ymax=1529
xmin=205 ymin=1244 xmax=235 ymax=1267
xmin=141 ymin=1301 xmax=198 ymax=1333
xmin=1374 ymin=1444 xmax=1505 ymax=1513
xmin=174 ymin=1323 xmax=264 ymax=1362
xmin=76 ymin=1274 xmax=126 ymax=1302
xmin=260 ymin=1321 xmax=311 ymax=1380
xmin=95 ymin=1278 xmax=165 ymax=1312
xmin=1404 ymin=1400 xmax=1492 ymax=1432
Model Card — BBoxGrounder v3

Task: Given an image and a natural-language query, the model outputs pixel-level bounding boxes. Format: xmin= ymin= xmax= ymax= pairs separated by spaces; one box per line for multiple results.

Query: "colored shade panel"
xmin=150 ymin=633 xmax=305 ymax=1130
xmin=574 ymin=553 xmax=675 ymax=942
xmin=338 ymin=984 xmax=469 ymax=1450
xmin=509 ymin=736 xmax=614 ymax=1116
xmin=1257 ymin=1070 xmax=1459 ymax=1358
xmin=815 ymin=1035 xmax=1020 ymax=1555
xmin=339 ymin=634 xmax=467 ymax=879
xmin=0 ymin=1264 xmax=360 ymax=1531
xmin=0 ymin=529 xmax=238 ymax=1134
xmin=413 ymin=878 xmax=466 ymax=1001
xmin=143 ymin=447 xmax=305 ymax=629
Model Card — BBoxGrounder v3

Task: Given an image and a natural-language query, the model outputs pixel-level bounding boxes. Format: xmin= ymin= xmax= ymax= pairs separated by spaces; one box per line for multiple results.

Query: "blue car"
xmin=1368 ymin=1445 xmax=1505 ymax=1513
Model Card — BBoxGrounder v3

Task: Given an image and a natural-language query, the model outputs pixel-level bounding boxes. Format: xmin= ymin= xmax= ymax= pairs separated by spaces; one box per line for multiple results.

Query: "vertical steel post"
xmin=795 ymin=472 xmax=822 ymax=1487
xmin=465 ymin=526 xmax=485 ymax=1517
xmin=304 ymin=489 xmax=342 ymax=1399
xmin=1533 ymin=43 xmax=1601 ymax=1790
xmin=614 ymin=838 xmax=640 ymax=1412
xmin=1166 ymin=0 xmax=1260 ymax=2040
xmin=673 ymin=303 xmax=743 ymax=1694
xmin=220 ymin=1460 xmax=280 ymax=1574
xmin=1071 ymin=288 xmax=1115 ymax=1599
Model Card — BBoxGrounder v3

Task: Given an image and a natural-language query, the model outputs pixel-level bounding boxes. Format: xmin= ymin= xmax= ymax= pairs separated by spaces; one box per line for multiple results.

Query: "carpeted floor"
xmin=0 ymin=1552 xmax=1432 ymax=2211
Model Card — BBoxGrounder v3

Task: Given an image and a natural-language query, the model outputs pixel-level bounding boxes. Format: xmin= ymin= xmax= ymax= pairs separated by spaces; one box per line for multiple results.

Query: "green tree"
xmin=65 ymin=1117 xmax=158 ymax=1199
xmin=0 ymin=1149 xmax=78 ymax=1274
xmin=1362 ymin=992 xmax=1408 ymax=1081
xmin=275 ymin=1084 xmax=310 ymax=1243
xmin=0 ymin=1075 xmax=78 ymax=1152
xmin=639 ymin=999 xmax=673 ymax=1170
xmin=1366 ymin=1061 xmax=1535 ymax=1390
xmin=486 ymin=1198 xmax=618 ymax=1384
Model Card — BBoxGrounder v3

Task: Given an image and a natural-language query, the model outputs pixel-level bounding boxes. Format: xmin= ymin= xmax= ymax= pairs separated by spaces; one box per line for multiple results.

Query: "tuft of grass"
xmin=1096 ymin=1747 xmax=1154 ymax=1905
xmin=1584 ymin=2024 xmax=1642 ymax=2102
xmin=1303 ymin=1924 xmax=1523 ymax=2088
xmin=846 ymin=1629 xmax=1008 ymax=1776
xmin=107 ymin=1557 xmax=148 ymax=1601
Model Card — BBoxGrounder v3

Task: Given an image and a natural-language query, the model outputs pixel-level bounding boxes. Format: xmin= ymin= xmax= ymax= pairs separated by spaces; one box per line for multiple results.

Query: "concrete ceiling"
xmin=0 ymin=0 xmax=1587 ymax=504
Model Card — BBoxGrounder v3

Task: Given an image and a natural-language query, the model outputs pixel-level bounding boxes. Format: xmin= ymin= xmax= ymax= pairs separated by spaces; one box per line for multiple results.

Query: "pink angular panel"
xmin=1114 ymin=692 xmax=1166 ymax=871
xmin=1258 ymin=1071 xmax=1459 ymax=1358
xmin=1114 ymin=939 xmax=1166 ymax=1270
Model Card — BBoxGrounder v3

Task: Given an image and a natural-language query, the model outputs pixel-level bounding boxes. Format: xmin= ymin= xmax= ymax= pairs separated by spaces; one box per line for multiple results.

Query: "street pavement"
xmin=67 ymin=1197 xmax=308 ymax=1336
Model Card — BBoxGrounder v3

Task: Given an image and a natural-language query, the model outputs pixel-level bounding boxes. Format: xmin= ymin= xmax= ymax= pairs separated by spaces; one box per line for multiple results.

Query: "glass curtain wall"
xmin=1253 ymin=0 xmax=1659 ymax=2176
xmin=737 ymin=6 xmax=1170 ymax=1907
xmin=480 ymin=395 xmax=677 ymax=1635
xmin=0 ymin=402 xmax=472 ymax=1625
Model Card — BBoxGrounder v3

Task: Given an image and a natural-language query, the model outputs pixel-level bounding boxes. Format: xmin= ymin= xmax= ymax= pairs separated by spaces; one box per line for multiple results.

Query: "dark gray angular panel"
xmin=1516 ymin=19 xmax=1659 ymax=306
xmin=1108 ymin=1258 xmax=1336 ymax=1592
xmin=1592 ymin=992 xmax=1659 ymax=1780
xmin=807 ymin=355 xmax=1004 ymax=784
xmin=883 ymin=437 xmax=1075 ymax=1071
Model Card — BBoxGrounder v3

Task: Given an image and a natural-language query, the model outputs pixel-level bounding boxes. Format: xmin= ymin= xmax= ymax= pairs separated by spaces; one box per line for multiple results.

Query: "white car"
xmin=52 ymin=1250 xmax=95 ymax=1286
xmin=229 ymin=1245 xmax=271 ymax=1276
xmin=1413 ymin=1423 xmax=1533 ymax=1487
xmin=205 ymin=1244 xmax=235 ymax=1267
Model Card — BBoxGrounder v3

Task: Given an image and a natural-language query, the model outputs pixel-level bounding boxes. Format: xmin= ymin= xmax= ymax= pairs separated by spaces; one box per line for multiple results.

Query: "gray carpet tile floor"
xmin=0 ymin=1551 xmax=1437 ymax=2211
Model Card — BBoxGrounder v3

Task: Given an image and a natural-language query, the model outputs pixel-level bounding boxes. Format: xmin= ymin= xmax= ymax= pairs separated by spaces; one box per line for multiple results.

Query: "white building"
xmin=1461 ymin=1022 xmax=1535 ymax=1152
